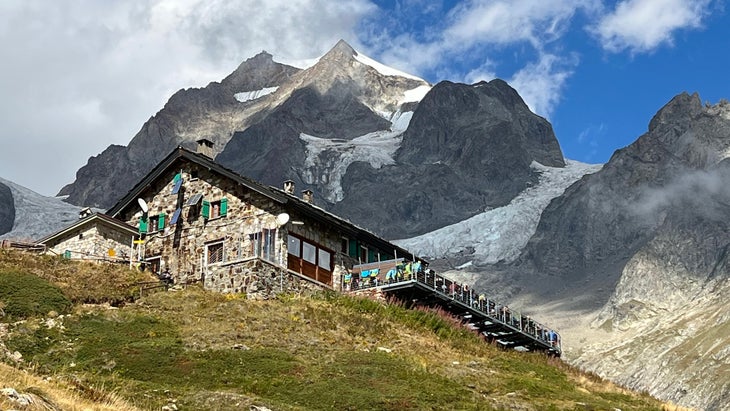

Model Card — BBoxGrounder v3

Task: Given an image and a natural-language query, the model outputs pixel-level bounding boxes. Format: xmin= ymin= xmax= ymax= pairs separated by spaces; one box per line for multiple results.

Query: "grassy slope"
xmin=0 ymin=250 xmax=685 ymax=411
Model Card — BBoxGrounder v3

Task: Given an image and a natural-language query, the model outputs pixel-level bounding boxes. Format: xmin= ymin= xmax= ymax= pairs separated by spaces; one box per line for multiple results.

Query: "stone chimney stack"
xmin=301 ymin=189 xmax=313 ymax=203
xmin=79 ymin=207 xmax=92 ymax=219
xmin=196 ymin=138 xmax=214 ymax=158
xmin=283 ymin=180 xmax=295 ymax=194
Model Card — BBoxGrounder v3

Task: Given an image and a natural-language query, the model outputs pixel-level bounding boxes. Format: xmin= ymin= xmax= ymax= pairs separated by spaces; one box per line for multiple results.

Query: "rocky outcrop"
xmin=497 ymin=94 xmax=730 ymax=411
xmin=58 ymin=52 xmax=301 ymax=208
xmin=0 ymin=182 xmax=14 ymax=236
xmin=330 ymin=80 xmax=565 ymax=238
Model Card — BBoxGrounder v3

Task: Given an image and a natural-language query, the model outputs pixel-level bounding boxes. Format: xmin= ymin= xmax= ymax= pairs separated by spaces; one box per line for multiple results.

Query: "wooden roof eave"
xmin=37 ymin=213 xmax=138 ymax=244
xmin=280 ymin=192 xmax=423 ymax=263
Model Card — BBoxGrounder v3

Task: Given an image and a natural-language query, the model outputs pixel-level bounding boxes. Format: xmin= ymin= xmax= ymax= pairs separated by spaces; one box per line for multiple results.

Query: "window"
xmin=262 ymin=229 xmax=276 ymax=262
xmin=318 ymin=249 xmax=331 ymax=271
xmin=360 ymin=245 xmax=368 ymax=264
xmin=206 ymin=241 xmax=224 ymax=264
xmin=250 ymin=230 xmax=276 ymax=262
xmin=288 ymin=236 xmax=301 ymax=257
xmin=148 ymin=213 xmax=166 ymax=232
xmin=302 ymin=241 xmax=316 ymax=264
xmin=202 ymin=198 xmax=228 ymax=219
xmin=341 ymin=237 xmax=348 ymax=254
xmin=250 ymin=232 xmax=261 ymax=257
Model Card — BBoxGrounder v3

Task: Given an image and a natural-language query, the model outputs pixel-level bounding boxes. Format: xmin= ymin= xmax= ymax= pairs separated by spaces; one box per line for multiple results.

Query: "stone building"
xmin=104 ymin=140 xmax=418 ymax=298
xmin=38 ymin=212 xmax=138 ymax=262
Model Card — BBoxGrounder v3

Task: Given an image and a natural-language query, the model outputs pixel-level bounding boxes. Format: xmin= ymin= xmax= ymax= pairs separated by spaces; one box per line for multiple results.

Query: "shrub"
xmin=0 ymin=270 xmax=72 ymax=320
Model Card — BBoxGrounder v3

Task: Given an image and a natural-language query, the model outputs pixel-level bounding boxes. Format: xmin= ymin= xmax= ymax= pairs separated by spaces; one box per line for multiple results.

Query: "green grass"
xmin=0 ymin=269 xmax=72 ymax=319
xmin=0 ymin=250 xmax=672 ymax=411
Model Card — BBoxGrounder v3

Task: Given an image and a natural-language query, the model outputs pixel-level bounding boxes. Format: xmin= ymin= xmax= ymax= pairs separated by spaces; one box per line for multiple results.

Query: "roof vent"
xmin=283 ymin=180 xmax=295 ymax=194
xmin=302 ymin=189 xmax=313 ymax=204
xmin=196 ymin=138 xmax=214 ymax=158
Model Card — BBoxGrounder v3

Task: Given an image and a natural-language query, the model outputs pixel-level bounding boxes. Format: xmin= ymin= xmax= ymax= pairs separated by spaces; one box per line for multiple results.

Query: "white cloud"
xmin=443 ymin=0 xmax=598 ymax=50
xmin=508 ymin=53 xmax=577 ymax=119
xmin=0 ymin=0 xmax=375 ymax=196
xmin=591 ymin=0 xmax=712 ymax=53
xmin=464 ymin=60 xmax=498 ymax=85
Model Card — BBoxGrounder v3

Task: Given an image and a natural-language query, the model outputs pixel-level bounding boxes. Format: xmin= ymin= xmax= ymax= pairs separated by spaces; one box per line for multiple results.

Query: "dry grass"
xmin=0 ymin=362 xmax=141 ymax=411
xmin=0 ymin=249 xmax=157 ymax=305
xmin=1 ymin=250 xmax=678 ymax=410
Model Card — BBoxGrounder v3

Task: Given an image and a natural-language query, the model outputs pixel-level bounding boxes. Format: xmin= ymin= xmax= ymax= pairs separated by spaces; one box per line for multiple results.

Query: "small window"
xmin=341 ymin=237 xmax=348 ymax=254
xmin=318 ymin=249 xmax=331 ymax=271
xmin=360 ymin=245 xmax=368 ymax=264
xmin=288 ymin=235 xmax=301 ymax=257
xmin=302 ymin=241 xmax=316 ymax=264
xmin=148 ymin=214 xmax=165 ymax=232
xmin=250 ymin=232 xmax=262 ymax=257
xmin=206 ymin=241 xmax=224 ymax=264
xmin=202 ymin=198 xmax=228 ymax=219
xmin=262 ymin=229 xmax=275 ymax=262
xmin=190 ymin=170 xmax=199 ymax=180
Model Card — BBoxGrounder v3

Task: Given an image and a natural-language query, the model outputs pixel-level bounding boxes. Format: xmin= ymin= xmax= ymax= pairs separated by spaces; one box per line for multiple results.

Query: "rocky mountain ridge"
xmin=60 ymin=40 xmax=565 ymax=239
xmin=442 ymin=94 xmax=730 ymax=411
xmin=38 ymin=40 xmax=730 ymax=410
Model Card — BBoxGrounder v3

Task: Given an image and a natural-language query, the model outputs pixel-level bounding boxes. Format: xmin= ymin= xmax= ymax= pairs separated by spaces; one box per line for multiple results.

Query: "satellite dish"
xmin=276 ymin=213 xmax=290 ymax=226
xmin=137 ymin=198 xmax=149 ymax=213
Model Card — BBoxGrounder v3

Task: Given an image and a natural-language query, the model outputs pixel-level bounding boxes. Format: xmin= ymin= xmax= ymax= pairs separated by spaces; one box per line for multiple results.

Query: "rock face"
xmin=60 ymin=40 xmax=564 ymax=239
xmin=489 ymin=94 xmax=730 ymax=411
xmin=331 ymin=80 xmax=563 ymax=238
xmin=0 ymin=182 xmax=15 ymax=236
xmin=58 ymin=51 xmax=300 ymax=208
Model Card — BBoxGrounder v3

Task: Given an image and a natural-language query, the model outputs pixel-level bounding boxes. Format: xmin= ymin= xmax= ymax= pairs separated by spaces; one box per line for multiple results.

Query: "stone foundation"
xmin=204 ymin=258 xmax=329 ymax=299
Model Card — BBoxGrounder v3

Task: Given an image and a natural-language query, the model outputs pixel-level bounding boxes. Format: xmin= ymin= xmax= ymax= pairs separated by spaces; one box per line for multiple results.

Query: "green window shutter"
xmin=349 ymin=239 xmax=358 ymax=257
xmin=368 ymin=249 xmax=376 ymax=263
xmin=158 ymin=213 xmax=166 ymax=230
xmin=139 ymin=215 xmax=148 ymax=233
xmin=220 ymin=198 xmax=228 ymax=216
xmin=202 ymin=200 xmax=210 ymax=219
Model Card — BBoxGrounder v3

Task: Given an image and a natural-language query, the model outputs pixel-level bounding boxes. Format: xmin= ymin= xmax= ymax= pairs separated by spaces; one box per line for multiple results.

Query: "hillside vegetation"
xmin=0 ymin=250 xmax=689 ymax=410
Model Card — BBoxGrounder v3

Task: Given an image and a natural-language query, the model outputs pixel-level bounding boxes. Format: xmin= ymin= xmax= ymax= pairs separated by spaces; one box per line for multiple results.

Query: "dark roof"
xmin=106 ymin=146 xmax=422 ymax=263
xmin=37 ymin=212 xmax=138 ymax=244
xmin=107 ymin=147 xmax=288 ymax=217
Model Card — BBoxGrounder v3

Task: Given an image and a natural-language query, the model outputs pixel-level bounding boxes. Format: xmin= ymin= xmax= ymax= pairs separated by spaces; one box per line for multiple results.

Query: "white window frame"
xmin=205 ymin=240 xmax=224 ymax=265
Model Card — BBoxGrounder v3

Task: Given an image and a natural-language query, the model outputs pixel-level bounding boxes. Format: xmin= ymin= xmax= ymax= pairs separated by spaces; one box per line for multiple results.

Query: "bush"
xmin=0 ymin=270 xmax=72 ymax=320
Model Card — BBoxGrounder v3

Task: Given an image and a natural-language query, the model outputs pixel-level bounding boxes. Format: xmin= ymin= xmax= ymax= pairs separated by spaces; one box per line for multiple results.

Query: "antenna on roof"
xmin=137 ymin=198 xmax=149 ymax=213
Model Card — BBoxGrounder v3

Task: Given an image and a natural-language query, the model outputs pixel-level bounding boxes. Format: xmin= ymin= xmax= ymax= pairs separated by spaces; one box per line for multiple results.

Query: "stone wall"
xmin=205 ymin=257 xmax=329 ymax=298
xmin=117 ymin=158 xmax=353 ymax=290
xmin=46 ymin=222 xmax=133 ymax=262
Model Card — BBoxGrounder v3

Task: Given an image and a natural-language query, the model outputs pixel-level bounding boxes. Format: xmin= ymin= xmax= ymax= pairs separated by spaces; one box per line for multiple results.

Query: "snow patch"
xmin=353 ymin=51 xmax=425 ymax=82
xmin=234 ymin=86 xmax=279 ymax=103
xmin=401 ymin=85 xmax=432 ymax=104
xmin=300 ymin=111 xmax=414 ymax=202
xmin=394 ymin=160 xmax=603 ymax=265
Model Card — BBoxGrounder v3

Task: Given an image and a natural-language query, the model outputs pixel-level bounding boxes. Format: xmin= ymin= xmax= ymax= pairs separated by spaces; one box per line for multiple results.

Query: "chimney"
xmin=301 ymin=189 xmax=313 ymax=203
xmin=196 ymin=138 xmax=214 ymax=158
xmin=283 ymin=180 xmax=295 ymax=194
xmin=79 ymin=207 xmax=92 ymax=219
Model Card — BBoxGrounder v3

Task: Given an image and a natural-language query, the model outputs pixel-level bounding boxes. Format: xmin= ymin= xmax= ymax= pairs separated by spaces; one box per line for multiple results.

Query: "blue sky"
xmin=0 ymin=0 xmax=727 ymax=196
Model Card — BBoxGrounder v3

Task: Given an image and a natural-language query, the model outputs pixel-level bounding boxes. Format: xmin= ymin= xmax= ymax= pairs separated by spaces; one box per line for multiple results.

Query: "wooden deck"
xmin=346 ymin=263 xmax=561 ymax=356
